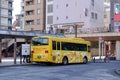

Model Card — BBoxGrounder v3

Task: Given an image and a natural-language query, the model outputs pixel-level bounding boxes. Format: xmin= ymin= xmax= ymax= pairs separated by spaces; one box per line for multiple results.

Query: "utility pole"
xmin=110 ymin=0 xmax=115 ymax=32
xmin=14 ymin=38 xmax=17 ymax=64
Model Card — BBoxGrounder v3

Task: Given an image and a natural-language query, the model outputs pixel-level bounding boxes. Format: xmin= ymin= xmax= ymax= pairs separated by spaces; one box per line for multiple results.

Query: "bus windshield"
xmin=32 ymin=38 xmax=49 ymax=46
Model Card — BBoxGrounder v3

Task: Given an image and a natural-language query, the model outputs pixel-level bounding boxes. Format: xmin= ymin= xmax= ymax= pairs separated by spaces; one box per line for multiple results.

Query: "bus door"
xmin=52 ymin=41 xmax=61 ymax=63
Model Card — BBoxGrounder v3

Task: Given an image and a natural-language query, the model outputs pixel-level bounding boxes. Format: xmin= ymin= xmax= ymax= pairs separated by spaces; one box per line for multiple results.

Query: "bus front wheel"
xmin=62 ymin=57 xmax=68 ymax=65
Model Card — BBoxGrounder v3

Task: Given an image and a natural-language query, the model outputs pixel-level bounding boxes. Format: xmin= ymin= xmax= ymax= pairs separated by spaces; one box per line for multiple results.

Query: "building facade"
xmin=22 ymin=0 xmax=46 ymax=32
xmin=114 ymin=1 xmax=120 ymax=32
xmin=46 ymin=0 xmax=54 ymax=33
xmin=52 ymin=0 xmax=104 ymax=33
xmin=104 ymin=0 xmax=110 ymax=32
xmin=12 ymin=14 xmax=24 ymax=31
xmin=0 ymin=0 xmax=13 ymax=30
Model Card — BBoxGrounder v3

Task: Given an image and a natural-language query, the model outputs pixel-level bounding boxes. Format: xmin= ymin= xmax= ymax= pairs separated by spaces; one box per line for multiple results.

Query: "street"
xmin=0 ymin=61 xmax=120 ymax=80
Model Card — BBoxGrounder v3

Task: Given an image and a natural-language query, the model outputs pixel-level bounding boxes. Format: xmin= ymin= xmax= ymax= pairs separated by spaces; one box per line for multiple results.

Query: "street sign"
xmin=22 ymin=44 xmax=30 ymax=55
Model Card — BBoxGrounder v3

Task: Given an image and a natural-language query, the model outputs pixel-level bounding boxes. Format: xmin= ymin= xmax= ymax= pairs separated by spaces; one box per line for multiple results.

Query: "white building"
xmin=53 ymin=0 xmax=104 ymax=33
xmin=46 ymin=0 xmax=104 ymax=33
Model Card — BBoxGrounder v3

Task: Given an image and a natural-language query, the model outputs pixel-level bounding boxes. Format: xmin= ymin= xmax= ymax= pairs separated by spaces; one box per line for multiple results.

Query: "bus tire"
xmin=62 ymin=57 xmax=68 ymax=65
xmin=83 ymin=57 xmax=88 ymax=64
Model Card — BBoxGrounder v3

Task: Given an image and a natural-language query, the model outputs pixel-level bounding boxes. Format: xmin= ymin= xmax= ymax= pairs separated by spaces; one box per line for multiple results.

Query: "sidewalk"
xmin=0 ymin=57 xmax=30 ymax=67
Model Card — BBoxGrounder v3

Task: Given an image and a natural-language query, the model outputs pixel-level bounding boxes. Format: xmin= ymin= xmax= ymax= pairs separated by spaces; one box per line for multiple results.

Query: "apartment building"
xmin=22 ymin=0 xmax=46 ymax=31
xmin=0 ymin=0 xmax=13 ymax=30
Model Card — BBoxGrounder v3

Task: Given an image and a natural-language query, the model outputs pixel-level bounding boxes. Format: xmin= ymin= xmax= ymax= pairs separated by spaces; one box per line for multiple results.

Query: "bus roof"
xmin=33 ymin=36 xmax=91 ymax=45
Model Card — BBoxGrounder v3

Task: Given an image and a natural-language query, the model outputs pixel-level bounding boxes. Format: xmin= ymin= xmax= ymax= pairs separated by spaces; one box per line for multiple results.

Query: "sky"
xmin=13 ymin=0 xmax=21 ymax=22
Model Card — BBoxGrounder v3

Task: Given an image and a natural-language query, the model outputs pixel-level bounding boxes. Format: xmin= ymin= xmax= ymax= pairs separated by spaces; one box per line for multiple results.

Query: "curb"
xmin=115 ymin=69 xmax=120 ymax=75
xmin=0 ymin=63 xmax=32 ymax=67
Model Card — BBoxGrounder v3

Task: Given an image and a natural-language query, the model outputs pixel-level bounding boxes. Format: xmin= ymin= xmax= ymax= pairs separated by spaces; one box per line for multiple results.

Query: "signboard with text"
xmin=22 ymin=44 xmax=30 ymax=55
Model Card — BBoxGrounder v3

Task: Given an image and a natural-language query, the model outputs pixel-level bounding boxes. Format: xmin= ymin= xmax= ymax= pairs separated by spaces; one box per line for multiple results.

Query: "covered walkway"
xmin=0 ymin=30 xmax=64 ymax=64
xmin=65 ymin=32 xmax=120 ymax=60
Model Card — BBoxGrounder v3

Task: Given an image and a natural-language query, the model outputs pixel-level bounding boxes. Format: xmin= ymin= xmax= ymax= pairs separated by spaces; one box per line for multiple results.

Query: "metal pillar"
xmin=102 ymin=41 xmax=104 ymax=57
xmin=14 ymin=38 xmax=17 ymax=64
xmin=110 ymin=0 xmax=115 ymax=32
xmin=99 ymin=37 xmax=101 ymax=59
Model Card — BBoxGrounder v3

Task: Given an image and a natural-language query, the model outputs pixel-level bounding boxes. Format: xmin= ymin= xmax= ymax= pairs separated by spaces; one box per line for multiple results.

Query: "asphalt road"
xmin=0 ymin=61 xmax=120 ymax=80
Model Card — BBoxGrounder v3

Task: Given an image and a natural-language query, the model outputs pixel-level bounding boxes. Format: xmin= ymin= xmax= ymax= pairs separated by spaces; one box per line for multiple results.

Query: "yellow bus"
xmin=30 ymin=36 xmax=92 ymax=65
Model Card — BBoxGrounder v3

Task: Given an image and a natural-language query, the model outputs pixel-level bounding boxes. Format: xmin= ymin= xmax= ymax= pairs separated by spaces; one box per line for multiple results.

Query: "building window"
xmin=26 ymin=10 xmax=34 ymax=16
xmin=8 ymin=19 xmax=12 ymax=25
xmin=26 ymin=1 xmax=34 ymax=6
xmin=47 ymin=16 xmax=53 ymax=24
xmin=37 ymin=0 xmax=40 ymax=4
xmin=56 ymin=17 xmax=59 ymax=20
xmin=91 ymin=0 xmax=94 ymax=6
xmin=95 ymin=13 xmax=97 ymax=19
xmin=66 ymin=16 xmax=68 ymax=19
xmin=37 ymin=8 xmax=40 ymax=14
xmin=91 ymin=12 xmax=97 ymax=19
xmin=37 ymin=19 xmax=40 ymax=25
xmin=47 ymin=4 xmax=53 ymax=13
xmin=84 ymin=8 xmax=88 ymax=16
xmin=91 ymin=12 xmax=94 ymax=19
xmin=26 ymin=20 xmax=34 ymax=25
xmin=66 ymin=4 xmax=68 ymax=7
xmin=9 ymin=2 xmax=12 ymax=8
xmin=8 ymin=11 xmax=12 ymax=16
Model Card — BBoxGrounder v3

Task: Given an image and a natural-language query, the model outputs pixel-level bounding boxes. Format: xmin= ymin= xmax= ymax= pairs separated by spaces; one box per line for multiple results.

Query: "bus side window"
xmin=62 ymin=42 xmax=67 ymax=50
xmin=57 ymin=42 xmax=60 ymax=50
xmin=52 ymin=41 xmax=56 ymax=50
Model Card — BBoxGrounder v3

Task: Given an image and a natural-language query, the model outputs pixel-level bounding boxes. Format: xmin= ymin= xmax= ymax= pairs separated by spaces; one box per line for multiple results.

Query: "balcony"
xmin=8 ymin=6 xmax=13 ymax=10
xmin=8 ymin=15 xmax=13 ymax=19
xmin=0 ymin=5 xmax=8 ymax=9
xmin=0 ymin=23 xmax=8 ymax=27
xmin=0 ymin=14 xmax=8 ymax=18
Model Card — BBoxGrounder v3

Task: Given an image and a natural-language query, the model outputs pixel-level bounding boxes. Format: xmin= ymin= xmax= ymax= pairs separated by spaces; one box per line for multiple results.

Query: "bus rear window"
xmin=32 ymin=38 xmax=49 ymax=46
